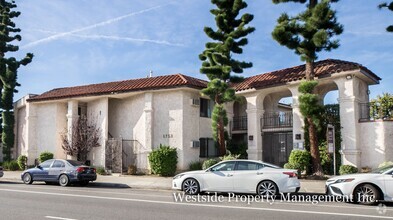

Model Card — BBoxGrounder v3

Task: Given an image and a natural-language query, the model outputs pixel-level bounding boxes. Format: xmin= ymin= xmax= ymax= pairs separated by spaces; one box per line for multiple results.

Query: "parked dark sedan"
xmin=21 ymin=159 xmax=97 ymax=186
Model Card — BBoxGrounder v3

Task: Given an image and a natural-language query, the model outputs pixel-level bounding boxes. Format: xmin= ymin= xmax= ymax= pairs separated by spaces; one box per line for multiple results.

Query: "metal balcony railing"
xmin=262 ymin=111 xmax=293 ymax=129
xmin=232 ymin=116 xmax=248 ymax=131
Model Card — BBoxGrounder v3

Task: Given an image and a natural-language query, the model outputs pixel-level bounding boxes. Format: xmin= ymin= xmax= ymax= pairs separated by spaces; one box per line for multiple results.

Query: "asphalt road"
xmin=0 ymin=180 xmax=392 ymax=220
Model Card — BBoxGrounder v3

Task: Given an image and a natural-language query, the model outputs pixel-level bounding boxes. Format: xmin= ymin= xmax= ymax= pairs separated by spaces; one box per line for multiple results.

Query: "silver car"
xmin=21 ymin=159 xmax=97 ymax=186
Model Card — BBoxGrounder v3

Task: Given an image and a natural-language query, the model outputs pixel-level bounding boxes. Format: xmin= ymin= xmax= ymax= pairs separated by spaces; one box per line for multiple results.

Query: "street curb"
xmin=1 ymin=177 xmax=172 ymax=190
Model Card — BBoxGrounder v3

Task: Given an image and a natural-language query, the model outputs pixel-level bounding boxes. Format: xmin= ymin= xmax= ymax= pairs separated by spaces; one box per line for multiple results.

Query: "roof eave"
xmin=27 ymin=84 xmax=206 ymax=103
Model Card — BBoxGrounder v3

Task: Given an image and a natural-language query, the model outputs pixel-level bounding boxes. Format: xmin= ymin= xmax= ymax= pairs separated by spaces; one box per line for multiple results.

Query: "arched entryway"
xmin=261 ymin=91 xmax=293 ymax=167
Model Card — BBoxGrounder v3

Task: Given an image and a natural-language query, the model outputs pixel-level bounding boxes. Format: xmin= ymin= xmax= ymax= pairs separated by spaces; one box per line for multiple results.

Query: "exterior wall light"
xmin=346 ymin=75 xmax=353 ymax=80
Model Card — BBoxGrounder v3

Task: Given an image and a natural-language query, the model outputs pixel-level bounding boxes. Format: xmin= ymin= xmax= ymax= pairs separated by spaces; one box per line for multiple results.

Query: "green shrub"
xmin=287 ymin=150 xmax=311 ymax=174
xmin=378 ymin=161 xmax=393 ymax=168
xmin=339 ymin=165 xmax=358 ymax=175
xmin=2 ymin=161 xmax=8 ymax=170
xmin=17 ymin=155 xmax=28 ymax=170
xmin=219 ymin=153 xmax=240 ymax=161
xmin=148 ymin=144 xmax=178 ymax=176
xmin=39 ymin=151 xmax=54 ymax=163
xmin=96 ymin=166 xmax=106 ymax=175
xmin=284 ymin=162 xmax=301 ymax=176
xmin=319 ymin=143 xmax=333 ymax=175
xmin=189 ymin=161 xmax=203 ymax=171
xmin=4 ymin=160 xmax=20 ymax=171
xmin=202 ymin=158 xmax=220 ymax=170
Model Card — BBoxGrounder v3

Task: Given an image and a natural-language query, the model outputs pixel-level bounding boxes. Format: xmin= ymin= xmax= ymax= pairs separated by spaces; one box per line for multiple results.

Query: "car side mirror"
xmin=206 ymin=168 xmax=215 ymax=172
xmin=36 ymin=165 xmax=42 ymax=169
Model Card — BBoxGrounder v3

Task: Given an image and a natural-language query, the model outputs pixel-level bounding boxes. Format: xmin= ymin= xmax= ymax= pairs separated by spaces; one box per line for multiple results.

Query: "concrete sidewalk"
xmin=1 ymin=171 xmax=326 ymax=193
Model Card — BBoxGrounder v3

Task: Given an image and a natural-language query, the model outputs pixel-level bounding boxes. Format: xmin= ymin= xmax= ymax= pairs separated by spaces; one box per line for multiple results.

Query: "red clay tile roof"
xmin=234 ymin=59 xmax=380 ymax=91
xmin=28 ymin=74 xmax=208 ymax=102
xmin=28 ymin=59 xmax=380 ymax=102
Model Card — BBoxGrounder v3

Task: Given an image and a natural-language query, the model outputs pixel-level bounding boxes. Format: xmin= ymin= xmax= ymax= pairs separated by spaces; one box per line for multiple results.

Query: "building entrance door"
xmin=262 ymin=132 xmax=293 ymax=167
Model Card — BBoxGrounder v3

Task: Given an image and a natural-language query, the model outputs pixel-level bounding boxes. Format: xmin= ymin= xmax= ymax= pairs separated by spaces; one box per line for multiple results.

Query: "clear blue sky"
xmin=12 ymin=0 xmax=393 ymax=103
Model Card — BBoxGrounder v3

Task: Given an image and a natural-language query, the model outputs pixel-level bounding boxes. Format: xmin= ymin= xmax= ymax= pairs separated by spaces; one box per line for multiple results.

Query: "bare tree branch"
xmin=61 ymin=115 xmax=101 ymax=161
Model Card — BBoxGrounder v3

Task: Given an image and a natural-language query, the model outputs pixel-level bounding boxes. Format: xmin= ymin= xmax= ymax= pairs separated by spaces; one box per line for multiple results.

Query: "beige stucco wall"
xmin=87 ymin=98 xmax=108 ymax=167
xmin=359 ymin=121 xmax=393 ymax=168
xmin=106 ymin=89 xmax=213 ymax=171
xmin=29 ymin=102 xmax=67 ymax=160
xmin=16 ymin=106 xmax=27 ymax=156
xmin=108 ymin=94 xmax=148 ymax=171
xmin=182 ymin=91 xmax=213 ymax=170
xmin=152 ymin=90 xmax=183 ymax=149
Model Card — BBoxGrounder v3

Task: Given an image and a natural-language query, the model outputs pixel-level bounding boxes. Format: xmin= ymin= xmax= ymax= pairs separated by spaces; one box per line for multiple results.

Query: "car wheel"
xmin=354 ymin=184 xmax=380 ymax=205
xmin=79 ymin=181 xmax=89 ymax=186
xmin=182 ymin=178 xmax=200 ymax=195
xmin=22 ymin=173 xmax=33 ymax=184
xmin=59 ymin=174 xmax=70 ymax=187
xmin=257 ymin=180 xmax=278 ymax=197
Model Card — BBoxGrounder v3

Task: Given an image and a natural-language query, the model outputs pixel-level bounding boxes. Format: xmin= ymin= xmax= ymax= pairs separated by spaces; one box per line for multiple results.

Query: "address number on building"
xmin=163 ymin=134 xmax=173 ymax=138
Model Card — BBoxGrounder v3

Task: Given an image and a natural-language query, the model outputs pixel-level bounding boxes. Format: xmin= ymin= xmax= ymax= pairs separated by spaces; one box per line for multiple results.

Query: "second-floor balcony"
xmin=232 ymin=116 xmax=248 ymax=131
xmin=262 ymin=111 xmax=293 ymax=129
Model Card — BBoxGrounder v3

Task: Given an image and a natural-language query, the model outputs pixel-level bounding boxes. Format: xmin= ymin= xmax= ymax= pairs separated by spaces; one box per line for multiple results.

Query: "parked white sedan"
xmin=326 ymin=165 xmax=393 ymax=205
xmin=172 ymin=160 xmax=300 ymax=196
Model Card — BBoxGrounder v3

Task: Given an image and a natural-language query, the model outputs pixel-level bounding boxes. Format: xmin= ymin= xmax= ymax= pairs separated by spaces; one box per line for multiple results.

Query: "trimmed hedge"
xmin=148 ymin=145 xmax=178 ymax=176
xmin=39 ymin=151 xmax=54 ymax=163
xmin=284 ymin=150 xmax=311 ymax=175
xmin=4 ymin=160 xmax=19 ymax=171
xmin=96 ymin=166 xmax=106 ymax=175
xmin=17 ymin=155 xmax=28 ymax=170
xmin=339 ymin=165 xmax=358 ymax=175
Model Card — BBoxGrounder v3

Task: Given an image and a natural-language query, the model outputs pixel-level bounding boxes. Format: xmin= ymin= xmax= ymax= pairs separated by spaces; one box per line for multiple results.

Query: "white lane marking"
xmin=0 ymin=183 xmax=171 ymax=198
xmin=1 ymin=184 xmax=391 ymax=211
xmin=1 ymin=188 xmax=392 ymax=219
xmin=45 ymin=216 xmax=77 ymax=220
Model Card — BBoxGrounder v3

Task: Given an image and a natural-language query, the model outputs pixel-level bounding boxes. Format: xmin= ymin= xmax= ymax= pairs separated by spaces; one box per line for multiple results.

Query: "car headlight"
xmin=173 ymin=174 xmax=185 ymax=179
xmin=334 ymin=178 xmax=355 ymax=183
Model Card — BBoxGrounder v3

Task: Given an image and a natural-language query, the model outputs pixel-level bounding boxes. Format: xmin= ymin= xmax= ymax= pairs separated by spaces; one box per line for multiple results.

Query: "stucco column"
xmin=25 ymin=103 xmax=37 ymax=165
xmin=289 ymin=85 xmax=305 ymax=150
xmin=66 ymin=100 xmax=79 ymax=160
xmin=144 ymin=93 xmax=154 ymax=150
xmin=335 ymin=77 xmax=362 ymax=167
xmin=245 ymin=94 xmax=264 ymax=160
xmin=13 ymin=107 xmax=19 ymax=159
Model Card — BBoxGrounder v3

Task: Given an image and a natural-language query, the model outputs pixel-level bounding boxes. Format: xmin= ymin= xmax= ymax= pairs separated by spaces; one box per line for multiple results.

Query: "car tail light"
xmin=283 ymin=172 xmax=297 ymax=178
xmin=76 ymin=167 xmax=85 ymax=173
xmin=92 ymin=168 xmax=96 ymax=173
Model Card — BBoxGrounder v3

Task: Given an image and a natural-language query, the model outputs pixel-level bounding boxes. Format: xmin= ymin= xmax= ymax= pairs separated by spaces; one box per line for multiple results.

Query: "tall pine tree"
xmin=271 ymin=0 xmax=343 ymax=175
xmin=379 ymin=2 xmax=393 ymax=32
xmin=199 ymin=0 xmax=254 ymax=156
xmin=0 ymin=0 xmax=33 ymax=161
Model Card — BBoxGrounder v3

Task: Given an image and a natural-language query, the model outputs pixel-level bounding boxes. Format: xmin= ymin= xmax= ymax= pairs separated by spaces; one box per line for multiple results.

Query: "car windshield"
xmin=371 ymin=165 xmax=393 ymax=174
xmin=67 ymin=160 xmax=84 ymax=166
